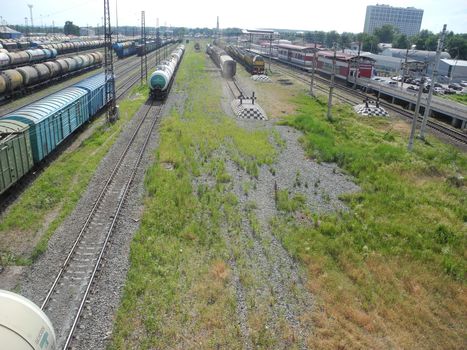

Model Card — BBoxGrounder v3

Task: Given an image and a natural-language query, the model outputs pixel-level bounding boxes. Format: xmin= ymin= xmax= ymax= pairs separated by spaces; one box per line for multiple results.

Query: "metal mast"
xmin=140 ymin=11 xmax=147 ymax=85
xmin=104 ymin=0 xmax=118 ymax=122
xmin=156 ymin=17 xmax=160 ymax=65
xmin=327 ymin=43 xmax=337 ymax=122
xmin=27 ymin=4 xmax=34 ymax=31
xmin=419 ymin=24 xmax=447 ymax=139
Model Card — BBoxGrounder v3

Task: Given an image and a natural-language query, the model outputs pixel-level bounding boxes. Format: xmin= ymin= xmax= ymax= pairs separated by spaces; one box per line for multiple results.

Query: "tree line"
xmin=299 ymin=25 xmax=466 ymax=59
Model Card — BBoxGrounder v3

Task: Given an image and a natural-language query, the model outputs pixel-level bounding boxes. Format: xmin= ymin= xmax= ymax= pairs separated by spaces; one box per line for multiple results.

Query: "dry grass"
xmin=304 ymin=254 xmax=466 ymax=349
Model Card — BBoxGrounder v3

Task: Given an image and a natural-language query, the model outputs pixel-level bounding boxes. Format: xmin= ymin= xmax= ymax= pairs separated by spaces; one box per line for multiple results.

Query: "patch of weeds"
xmin=276 ymin=189 xmax=306 ymax=213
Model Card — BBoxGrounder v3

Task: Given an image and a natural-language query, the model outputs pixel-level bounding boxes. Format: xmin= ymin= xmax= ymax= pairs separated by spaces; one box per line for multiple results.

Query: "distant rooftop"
xmin=0 ymin=25 xmax=21 ymax=34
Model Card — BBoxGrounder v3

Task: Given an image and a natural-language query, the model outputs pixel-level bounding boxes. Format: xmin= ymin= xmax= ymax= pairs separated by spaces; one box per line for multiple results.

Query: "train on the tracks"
xmin=0 ymin=52 xmax=103 ymax=98
xmin=136 ymin=39 xmax=176 ymax=56
xmin=148 ymin=45 xmax=185 ymax=99
xmin=0 ymin=48 xmax=58 ymax=69
xmin=249 ymin=43 xmax=375 ymax=83
xmin=206 ymin=44 xmax=236 ymax=79
xmin=226 ymin=45 xmax=265 ymax=74
xmin=0 ymin=72 xmax=113 ymax=195
xmin=112 ymin=39 xmax=175 ymax=58
xmin=37 ymin=40 xmax=104 ymax=55
xmin=113 ymin=41 xmax=137 ymax=58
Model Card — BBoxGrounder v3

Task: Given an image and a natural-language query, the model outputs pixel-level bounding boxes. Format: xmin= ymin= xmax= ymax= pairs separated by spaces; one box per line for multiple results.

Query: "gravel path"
xmin=208 ymin=62 xmax=361 ymax=348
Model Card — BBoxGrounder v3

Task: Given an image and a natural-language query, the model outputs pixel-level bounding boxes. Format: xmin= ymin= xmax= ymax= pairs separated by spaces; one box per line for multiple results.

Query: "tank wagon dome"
xmin=0 ymin=290 xmax=56 ymax=350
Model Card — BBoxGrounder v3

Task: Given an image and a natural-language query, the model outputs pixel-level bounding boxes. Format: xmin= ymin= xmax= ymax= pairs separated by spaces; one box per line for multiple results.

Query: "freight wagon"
xmin=0 ymin=72 xmax=111 ymax=195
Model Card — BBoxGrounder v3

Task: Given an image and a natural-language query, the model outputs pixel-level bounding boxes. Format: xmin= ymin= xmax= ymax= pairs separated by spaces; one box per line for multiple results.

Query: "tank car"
xmin=207 ymin=44 xmax=236 ymax=79
xmin=0 ymin=290 xmax=56 ymax=350
xmin=148 ymin=45 xmax=185 ymax=99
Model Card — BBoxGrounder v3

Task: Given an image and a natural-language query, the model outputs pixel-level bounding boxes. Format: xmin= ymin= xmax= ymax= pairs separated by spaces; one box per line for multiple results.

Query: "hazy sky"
xmin=1 ymin=0 xmax=466 ymax=33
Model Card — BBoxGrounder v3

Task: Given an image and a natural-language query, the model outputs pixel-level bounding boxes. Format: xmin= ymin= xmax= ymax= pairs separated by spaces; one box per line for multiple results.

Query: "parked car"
xmin=433 ymin=87 xmax=445 ymax=95
xmin=448 ymin=83 xmax=463 ymax=91
xmin=407 ymin=85 xmax=419 ymax=91
xmin=460 ymin=81 xmax=467 ymax=87
xmin=387 ymin=80 xmax=398 ymax=86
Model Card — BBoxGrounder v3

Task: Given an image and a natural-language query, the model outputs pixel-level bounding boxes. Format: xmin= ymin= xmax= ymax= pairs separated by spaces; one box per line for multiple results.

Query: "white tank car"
xmin=148 ymin=45 xmax=185 ymax=98
xmin=0 ymin=290 xmax=56 ymax=350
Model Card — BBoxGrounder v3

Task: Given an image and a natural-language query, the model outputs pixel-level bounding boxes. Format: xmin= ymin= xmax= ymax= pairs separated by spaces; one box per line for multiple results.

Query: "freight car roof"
xmin=73 ymin=72 xmax=106 ymax=91
xmin=0 ymin=119 xmax=29 ymax=142
xmin=2 ymin=87 xmax=87 ymax=125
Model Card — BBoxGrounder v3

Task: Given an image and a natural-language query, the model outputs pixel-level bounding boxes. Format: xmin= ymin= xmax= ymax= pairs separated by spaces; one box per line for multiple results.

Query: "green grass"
xmin=276 ymin=94 xmax=467 ymax=348
xmin=281 ymin=95 xmax=466 ymax=280
xmin=110 ymin=42 xmax=276 ymax=349
xmin=444 ymin=93 xmax=467 ymax=105
xmin=0 ymin=84 xmax=149 ymax=264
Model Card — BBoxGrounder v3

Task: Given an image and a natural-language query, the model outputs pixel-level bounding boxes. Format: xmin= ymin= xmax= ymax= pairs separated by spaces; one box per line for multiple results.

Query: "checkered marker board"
xmin=231 ymin=100 xmax=268 ymax=120
xmin=354 ymin=104 xmax=389 ymax=117
xmin=251 ymin=74 xmax=272 ymax=83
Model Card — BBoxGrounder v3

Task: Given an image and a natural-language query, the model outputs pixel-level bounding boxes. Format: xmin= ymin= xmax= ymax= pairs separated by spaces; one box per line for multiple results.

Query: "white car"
xmin=433 ymin=87 xmax=445 ymax=95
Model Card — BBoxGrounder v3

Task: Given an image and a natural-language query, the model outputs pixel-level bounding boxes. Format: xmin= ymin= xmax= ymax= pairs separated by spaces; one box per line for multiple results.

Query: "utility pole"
xmin=419 ymin=24 xmax=447 ymax=140
xmin=24 ymin=17 xmax=28 ymax=36
xmin=103 ymin=0 xmax=118 ymax=122
xmin=156 ymin=17 xmax=160 ymax=65
xmin=27 ymin=4 xmax=34 ymax=33
xmin=353 ymin=41 xmax=361 ymax=89
xmin=408 ymin=76 xmax=425 ymax=151
xmin=310 ymin=42 xmax=317 ymax=96
xmin=115 ymin=0 xmax=119 ymax=42
xmin=327 ymin=43 xmax=337 ymax=122
xmin=140 ymin=10 xmax=147 ymax=85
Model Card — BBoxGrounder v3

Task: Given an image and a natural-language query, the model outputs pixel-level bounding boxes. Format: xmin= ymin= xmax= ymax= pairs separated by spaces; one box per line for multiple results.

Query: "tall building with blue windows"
xmin=364 ymin=5 xmax=424 ymax=37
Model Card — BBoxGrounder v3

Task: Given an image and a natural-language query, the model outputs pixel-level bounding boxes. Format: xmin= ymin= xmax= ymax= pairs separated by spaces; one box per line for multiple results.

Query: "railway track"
xmin=271 ymin=62 xmax=467 ymax=145
xmin=226 ymin=77 xmax=244 ymax=98
xmin=40 ymin=98 xmax=164 ymax=349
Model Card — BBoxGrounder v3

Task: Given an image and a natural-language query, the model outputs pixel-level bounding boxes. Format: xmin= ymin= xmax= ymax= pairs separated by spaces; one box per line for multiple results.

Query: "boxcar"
xmin=2 ymin=87 xmax=89 ymax=163
xmin=0 ymin=120 xmax=34 ymax=194
xmin=73 ymin=73 xmax=111 ymax=116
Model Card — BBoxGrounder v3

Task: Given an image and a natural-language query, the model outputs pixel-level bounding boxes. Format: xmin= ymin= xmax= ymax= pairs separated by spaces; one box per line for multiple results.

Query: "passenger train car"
xmin=0 ymin=73 xmax=112 ymax=195
xmin=264 ymin=43 xmax=375 ymax=82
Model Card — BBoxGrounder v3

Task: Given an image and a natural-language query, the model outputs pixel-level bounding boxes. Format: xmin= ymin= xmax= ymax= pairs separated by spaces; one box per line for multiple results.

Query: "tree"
xmin=373 ymin=24 xmax=397 ymax=43
xmin=358 ymin=32 xmax=378 ymax=53
xmin=325 ymin=30 xmax=340 ymax=48
xmin=446 ymin=33 xmax=467 ymax=60
xmin=393 ymin=33 xmax=410 ymax=49
xmin=64 ymin=21 xmax=79 ymax=36
xmin=340 ymin=32 xmax=354 ymax=51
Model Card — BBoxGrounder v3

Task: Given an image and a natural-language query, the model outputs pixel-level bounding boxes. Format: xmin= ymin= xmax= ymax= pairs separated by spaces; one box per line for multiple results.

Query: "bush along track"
xmin=0 ymin=84 xmax=149 ymax=265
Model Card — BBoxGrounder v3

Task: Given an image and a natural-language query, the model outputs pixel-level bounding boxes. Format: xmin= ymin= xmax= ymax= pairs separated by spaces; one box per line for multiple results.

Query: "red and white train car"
xmin=274 ymin=44 xmax=375 ymax=82
xmin=277 ymin=44 xmax=315 ymax=68
xmin=316 ymin=51 xmax=374 ymax=80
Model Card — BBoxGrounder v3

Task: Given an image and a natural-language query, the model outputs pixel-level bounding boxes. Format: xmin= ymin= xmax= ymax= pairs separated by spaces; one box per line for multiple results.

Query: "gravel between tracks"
xmin=204 ymin=57 xmax=361 ymax=348
xmin=18 ymin=93 xmax=173 ymax=348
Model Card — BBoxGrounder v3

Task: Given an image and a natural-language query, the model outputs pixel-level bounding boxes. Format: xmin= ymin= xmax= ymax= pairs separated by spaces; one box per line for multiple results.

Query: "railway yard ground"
xmin=1 ymin=42 xmax=466 ymax=349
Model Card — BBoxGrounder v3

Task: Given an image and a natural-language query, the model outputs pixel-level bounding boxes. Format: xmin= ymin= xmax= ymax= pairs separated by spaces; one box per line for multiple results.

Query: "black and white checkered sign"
xmin=231 ymin=100 xmax=268 ymax=120
xmin=354 ymin=104 xmax=389 ymax=117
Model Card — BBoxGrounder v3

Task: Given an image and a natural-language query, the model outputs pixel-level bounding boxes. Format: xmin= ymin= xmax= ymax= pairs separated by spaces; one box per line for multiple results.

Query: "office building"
xmin=364 ymin=5 xmax=423 ymax=37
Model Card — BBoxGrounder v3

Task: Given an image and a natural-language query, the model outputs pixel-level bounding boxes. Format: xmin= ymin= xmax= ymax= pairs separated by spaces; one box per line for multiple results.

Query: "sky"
xmin=1 ymin=0 xmax=466 ymax=34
